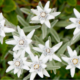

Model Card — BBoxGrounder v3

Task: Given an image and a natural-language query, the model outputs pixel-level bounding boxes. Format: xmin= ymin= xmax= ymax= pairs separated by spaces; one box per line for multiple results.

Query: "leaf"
xmin=2 ymin=0 xmax=16 ymax=13
xmin=20 ymin=8 xmax=32 ymax=15
xmin=55 ymin=21 xmax=72 ymax=27
xmin=38 ymin=1 xmax=43 ymax=9
xmin=23 ymin=25 xmax=41 ymax=32
xmin=57 ymin=41 xmax=70 ymax=56
xmin=67 ymin=0 xmax=77 ymax=6
xmin=53 ymin=76 xmax=60 ymax=80
xmin=0 ymin=0 xmax=4 ymax=6
xmin=34 ymin=35 xmax=44 ymax=44
xmin=1 ymin=76 xmax=12 ymax=80
xmin=23 ymin=74 xmax=30 ymax=80
xmin=41 ymin=24 xmax=47 ymax=39
xmin=49 ymin=28 xmax=60 ymax=42
xmin=51 ymin=20 xmax=58 ymax=28
xmin=47 ymin=66 xmax=60 ymax=70
xmin=17 ymin=15 xmax=29 ymax=26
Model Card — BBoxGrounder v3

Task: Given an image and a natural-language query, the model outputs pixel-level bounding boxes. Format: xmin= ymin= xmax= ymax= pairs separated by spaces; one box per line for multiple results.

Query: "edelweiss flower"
xmin=6 ymin=26 xmax=35 ymax=56
xmin=62 ymin=46 xmax=80 ymax=77
xmin=29 ymin=55 xmax=50 ymax=80
xmin=66 ymin=8 xmax=80 ymax=35
xmin=31 ymin=1 xmax=60 ymax=28
xmin=0 ymin=13 xmax=15 ymax=44
xmin=6 ymin=52 xmax=31 ymax=77
xmin=33 ymin=40 xmax=62 ymax=62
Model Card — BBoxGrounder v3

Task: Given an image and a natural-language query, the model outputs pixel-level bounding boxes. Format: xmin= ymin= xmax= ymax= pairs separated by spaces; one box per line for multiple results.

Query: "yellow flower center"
xmin=41 ymin=12 xmax=46 ymax=17
xmin=15 ymin=61 xmax=20 ymax=66
xmin=79 ymin=21 xmax=80 ymax=24
xmin=34 ymin=64 xmax=39 ymax=69
xmin=19 ymin=40 xmax=24 ymax=45
xmin=72 ymin=58 xmax=78 ymax=65
xmin=46 ymin=48 xmax=50 ymax=53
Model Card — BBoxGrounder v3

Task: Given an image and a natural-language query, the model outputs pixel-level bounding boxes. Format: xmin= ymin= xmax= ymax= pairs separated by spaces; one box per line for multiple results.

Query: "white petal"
xmin=67 ymin=46 xmax=73 ymax=57
xmin=33 ymin=47 xmax=42 ymax=52
xmin=0 ymin=13 xmax=4 ymax=21
xmin=73 ymin=50 xmax=77 ymax=56
xmin=31 ymin=9 xmax=39 ymax=15
xmin=38 ymin=44 xmax=44 ymax=49
xmin=22 ymin=65 xmax=29 ymax=70
xmin=17 ymin=70 xmax=22 ymax=77
xmin=26 ymin=39 xmax=32 ymax=44
xmin=51 ymin=12 xmax=61 ymax=17
xmin=8 ymin=61 xmax=13 ymax=65
xmin=40 ymin=19 xmax=45 ymax=24
xmin=45 ymin=20 xmax=51 ymax=28
xmin=40 ymin=54 xmax=45 ymax=60
xmin=13 ymin=52 xmax=20 ymax=58
xmin=31 ymin=16 xmax=39 ymax=20
xmin=37 ymin=6 xmax=43 ymax=12
xmin=53 ymin=54 xmax=61 ymax=62
xmin=0 ymin=37 xmax=3 ymax=44
xmin=69 ymin=18 xmax=77 ymax=23
xmin=14 ymin=68 xmax=19 ymax=74
xmin=43 ymin=69 xmax=50 ymax=77
xmin=41 ymin=64 xmax=47 ymax=68
xmin=38 ymin=71 xmax=43 ymax=78
xmin=13 ymin=36 xmax=19 ymax=41
xmin=6 ymin=40 xmax=16 ymax=45
xmin=52 ymin=42 xmax=63 ymax=52
xmin=30 ymin=68 xmax=34 ymax=72
xmin=25 ymin=46 xmax=32 ymax=54
xmin=49 ymin=55 xmax=53 ymax=61
xmin=65 ymin=24 xmax=76 ymax=29
xmin=76 ymin=64 xmax=80 ymax=69
xmin=6 ymin=66 xmax=14 ymax=72
xmin=13 ymin=45 xmax=19 ymax=51
xmin=0 ymin=20 xmax=5 ymax=26
xmin=1 ymin=31 xmax=5 ymax=37
xmin=73 ymin=8 xmax=80 ymax=18
xmin=4 ymin=27 xmax=15 ymax=33
xmin=34 ymin=56 xmax=39 ymax=62
xmin=26 ymin=29 xmax=35 ymax=39
xmin=70 ymin=67 xmax=75 ymax=77
xmin=73 ymin=28 xmax=80 ymax=35
xmin=30 ymin=72 xmax=36 ymax=80
xmin=45 ymin=40 xmax=49 ymax=47
xmin=66 ymin=65 xmax=72 ymax=69
xmin=47 ymin=15 xmax=55 ymax=20
xmin=62 ymin=57 xmax=69 ymax=62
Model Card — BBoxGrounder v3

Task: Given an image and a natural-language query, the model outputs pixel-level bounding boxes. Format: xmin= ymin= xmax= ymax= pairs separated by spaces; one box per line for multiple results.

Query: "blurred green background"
xmin=0 ymin=0 xmax=80 ymax=80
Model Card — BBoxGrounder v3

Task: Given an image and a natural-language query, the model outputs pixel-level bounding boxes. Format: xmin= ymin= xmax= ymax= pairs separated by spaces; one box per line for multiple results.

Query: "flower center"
xmin=41 ymin=12 xmax=46 ymax=17
xmin=15 ymin=61 xmax=20 ymax=66
xmin=46 ymin=48 xmax=50 ymax=53
xmin=79 ymin=21 xmax=80 ymax=24
xmin=19 ymin=40 xmax=24 ymax=45
xmin=72 ymin=58 xmax=78 ymax=65
xmin=34 ymin=64 xmax=39 ymax=69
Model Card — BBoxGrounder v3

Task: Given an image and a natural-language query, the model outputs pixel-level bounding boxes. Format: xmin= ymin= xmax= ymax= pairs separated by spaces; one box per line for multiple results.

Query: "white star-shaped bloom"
xmin=29 ymin=55 xmax=50 ymax=80
xmin=62 ymin=46 xmax=80 ymax=77
xmin=6 ymin=51 xmax=31 ymax=77
xmin=33 ymin=40 xmax=62 ymax=62
xmin=65 ymin=8 xmax=80 ymax=35
xmin=6 ymin=26 xmax=35 ymax=56
xmin=31 ymin=1 xmax=60 ymax=28
xmin=0 ymin=13 xmax=15 ymax=44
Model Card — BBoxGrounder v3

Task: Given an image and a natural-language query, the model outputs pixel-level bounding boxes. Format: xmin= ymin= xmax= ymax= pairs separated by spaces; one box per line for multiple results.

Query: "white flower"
xmin=6 ymin=51 xmax=31 ymax=77
xmin=6 ymin=26 xmax=35 ymax=56
xmin=33 ymin=40 xmax=62 ymax=62
xmin=62 ymin=46 xmax=80 ymax=77
xmin=31 ymin=1 xmax=60 ymax=28
xmin=0 ymin=13 xmax=4 ymax=21
xmin=29 ymin=55 xmax=50 ymax=80
xmin=65 ymin=8 xmax=80 ymax=35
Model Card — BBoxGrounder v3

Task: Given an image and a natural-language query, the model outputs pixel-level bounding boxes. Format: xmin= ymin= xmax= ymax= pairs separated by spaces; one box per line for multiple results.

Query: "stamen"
xmin=46 ymin=48 xmax=50 ymax=53
xmin=41 ymin=12 xmax=46 ymax=17
xmin=72 ymin=58 xmax=78 ymax=65
xmin=79 ymin=21 xmax=80 ymax=24
xmin=15 ymin=61 xmax=20 ymax=66
xmin=34 ymin=64 xmax=39 ymax=69
xmin=19 ymin=40 xmax=24 ymax=45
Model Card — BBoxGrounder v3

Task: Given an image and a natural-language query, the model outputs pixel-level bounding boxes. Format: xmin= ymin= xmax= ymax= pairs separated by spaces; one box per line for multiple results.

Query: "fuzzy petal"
xmin=37 ymin=6 xmax=43 ymax=12
xmin=8 ymin=61 xmax=13 ymax=65
xmin=51 ymin=12 xmax=61 ymax=17
xmin=65 ymin=24 xmax=76 ymax=29
xmin=70 ymin=67 xmax=75 ymax=77
xmin=62 ymin=57 xmax=69 ymax=63
xmin=31 ymin=16 xmax=39 ymax=21
xmin=43 ymin=69 xmax=50 ymax=77
xmin=66 ymin=65 xmax=72 ymax=69
xmin=6 ymin=66 xmax=14 ymax=72
xmin=69 ymin=18 xmax=77 ymax=23
xmin=17 ymin=70 xmax=21 ymax=77
xmin=47 ymin=15 xmax=55 ymax=20
xmin=31 ymin=9 xmax=39 ymax=15
xmin=73 ymin=28 xmax=80 ymax=35
xmin=6 ymin=40 xmax=16 ymax=45
xmin=30 ymin=72 xmax=36 ymax=80
xmin=1 ymin=31 xmax=5 ymax=37
xmin=14 ymin=68 xmax=19 ymax=74
xmin=13 ymin=45 xmax=19 ymax=51
xmin=0 ymin=37 xmax=3 ymax=44
xmin=22 ymin=65 xmax=29 ymax=70
xmin=38 ymin=71 xmax=43 ymax=78
xmin=45 ymin=20 xmax=51 ymax=28
xmin=33 ymin=47 xmax=42 ymax=52
xmin=38 ymin=44 xmax=44 ymax=49
xmin=45 ymin=40 xmax=49 ymax=47
xmin=0 ymin=13 xmax=4 ymax=21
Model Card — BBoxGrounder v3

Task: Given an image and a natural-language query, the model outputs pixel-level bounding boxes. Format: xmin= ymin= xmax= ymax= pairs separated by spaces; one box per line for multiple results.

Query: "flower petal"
xmin=6 ymin=66 xmax=14 ymax=72
xmin=40 ymin=19 xmax=45 ymax=24
xmin=17 ymin=70 xmax=22 ymax=77
xmin=45 ymin=20 xmax=51 ymax=28
xmin=38 ymin=44 xmax=44 ymax=49
xmin=76 ymin=64 xmax=80 ymax=69
xmin=14 ymin=68 xmax=19 ymax=74
xmin=13 ymin=45 xmax=19 ymax=51
xmin=0 ymin=13 xmax=4 ymax=21
xmin=26 ymin=29 xmax=35 ymax=39
xmin=13 ymin=36 xmax=19 ymax=41
xmin=65 ymin=24 xmax=76 ymax=29
xmin=0 ymin=37 xmax=3 ymax=44
xmin=33 ymin=47 xmax=42 ymax=52
xmin=31 ymin=16 xmax=39 ymax=20
xmin=1 ymin=31 xmax=5 ymax=37
xmin=62 ymin=57 xmax=69 ymax=63
xmin=0 ymin=20 xmax=5 ymax=26
xmin=53 ymin=54 xmax=61 ymax=62
xmin=45 ymin=40 xmax=49 ymax=47
xmin=43 ymin=69 xmax=50 ymax=77
xmin=37 ymin=6 xmax=42 ymax=12
xmin=38 ymin=71 xmax=43 ymax=78
xmin=70 ymin=67 xmax=75 ymax=77
xmin=52 ymin=42 xmax=63 ymax=52
xmin=73 ymin=28 xmax=80 ymax=35
xmin=31 ymin=9 xmax=39 ymax=15
xmin=8 ymin=61 xmax=13 ymax=65
xmin=73 ymin=8 xmax=80 ymax=18
xmin=6 ymin=40 xmax=16 ymax=45
xmin=69 ymin=18 xmax=77 ymax=23
xmin=73 ymin=50 xmax=77 ymax=56
xmin=4 ymin=27 xmax=15 ymax=33
xmin=51 ymin=12 xmax=61 ymax=17
xmin=47 ymin=15 xmax=55 ymax=20
xmin=30 ymin=72 xmax=36 ymax=80
xmin=66 ymin=65 xmax=72 ymax=69
xmin=22 ymin=65 xmax=29 ymax=70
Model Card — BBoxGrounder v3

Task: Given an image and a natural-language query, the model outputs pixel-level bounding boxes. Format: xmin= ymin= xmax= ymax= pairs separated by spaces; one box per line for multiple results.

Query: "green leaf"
xmin=23 ymin=25 xmax=41 ymax=32
xmin=20 ymin=8 xmax=31 ymax=15
xmin=41 ymin=24 xmax=47 ymax=39
xmin=57 ymin=41 xmax=70 ymax=56
xmin=49 ymin=29 xmax=60 ymax=42
xmin=0 ymin=0 xmax=4 ymax=6
xmin=1 ymin=76 xmax=12 ymax=80
xmin=5 ymin=11 xmax=18 ymax=25
xmin=2 ymin=0 xmax=16 ymax=13
xmin=47 ymin=66 xmax=60 ymax=70
xmin=53 ymin=76 xmax=60 ymax=80
xmin=55 ymin=21 xmax=72 ymax=27
xmin=23 ymin=74 xmax=30 ymax=80
xmin=51 ymin=20 xmax=58 ymax=28
xmin=67 ymin=0 xmax=77 ymax=6
xmin=17 ymin=15 xmax=29 ymax=26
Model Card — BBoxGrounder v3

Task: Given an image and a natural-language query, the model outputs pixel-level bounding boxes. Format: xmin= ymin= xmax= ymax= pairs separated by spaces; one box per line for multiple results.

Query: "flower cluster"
xmin=0 ymin=1 xmax=80 ymax=80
